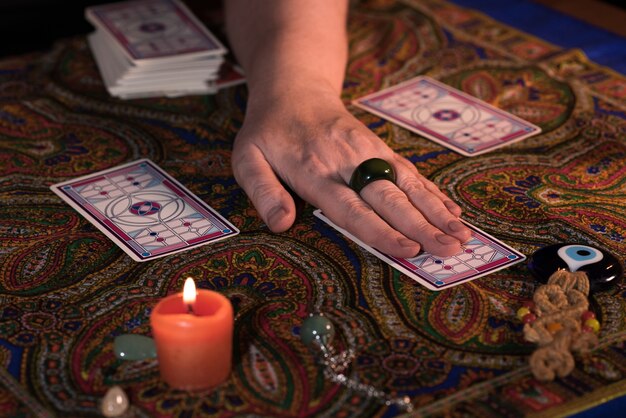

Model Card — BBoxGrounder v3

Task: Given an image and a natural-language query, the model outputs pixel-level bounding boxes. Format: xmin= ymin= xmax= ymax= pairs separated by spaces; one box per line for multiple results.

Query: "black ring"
xmin=349 ymin=158 xmax=396 ymax=193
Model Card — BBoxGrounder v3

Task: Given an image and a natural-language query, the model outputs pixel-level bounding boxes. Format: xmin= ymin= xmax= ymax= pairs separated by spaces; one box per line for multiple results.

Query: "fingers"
xmin=233 ymin=140 xmax=468 ymax=258
xmin=359 ymin=180 xmax=464 ymax=256
xmin=310 ymin=182 xmax=423 ymax=258
xmin=349 ymin=156 xmax=470 ymax=257
xmin=393 ymin=157 xmax=469 ymax=236
xmin=424 ymin=181 xmax=464 ymax=218
xmin=396 ymin=173 xmax=471 ymax=243
xmin=232 ymin=145 xmax=296 ymax=232
xmin=394 ymin=156 xmax=463 ymax=218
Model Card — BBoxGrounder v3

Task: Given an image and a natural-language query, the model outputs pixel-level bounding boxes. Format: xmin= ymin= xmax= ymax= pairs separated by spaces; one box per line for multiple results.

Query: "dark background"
xmin=0 ymin=0 xmax=223 ymax=58
xmin=0 ymin=0 xmax=111 ymax=57
xmin=0 ymin=0 xmax=624 ymax=58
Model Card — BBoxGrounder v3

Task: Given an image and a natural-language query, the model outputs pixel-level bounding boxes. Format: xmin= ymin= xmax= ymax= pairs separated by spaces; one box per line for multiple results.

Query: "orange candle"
xmin=150 ymin=277 xmax=233 ymax=391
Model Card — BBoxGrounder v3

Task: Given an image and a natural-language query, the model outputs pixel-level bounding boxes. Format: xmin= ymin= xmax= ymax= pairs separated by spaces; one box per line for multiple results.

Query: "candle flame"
xmin=183 ymin=277 xmax=197 ymax=305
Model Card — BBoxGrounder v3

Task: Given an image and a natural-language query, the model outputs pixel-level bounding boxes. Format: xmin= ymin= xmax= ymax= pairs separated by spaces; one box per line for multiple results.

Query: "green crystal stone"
xmin=114 ymin=334 xmax=156 ymax=360
xmin=300 ymin=314 xmax=335 ymax=347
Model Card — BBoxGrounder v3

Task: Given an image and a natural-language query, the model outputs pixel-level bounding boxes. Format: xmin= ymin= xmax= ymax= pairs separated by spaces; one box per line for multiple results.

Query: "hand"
xmin=231 ymin=84 xmax=472 ymax=258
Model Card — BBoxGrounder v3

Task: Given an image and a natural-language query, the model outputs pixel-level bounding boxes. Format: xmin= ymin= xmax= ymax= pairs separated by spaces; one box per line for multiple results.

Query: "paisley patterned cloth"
xmin=1 ymin=0 xmax=625 ymax=417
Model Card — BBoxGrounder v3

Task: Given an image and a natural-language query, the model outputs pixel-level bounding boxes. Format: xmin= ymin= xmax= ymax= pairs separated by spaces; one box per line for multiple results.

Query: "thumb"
xmin=232 ymin=146 xmax=296 ymax=232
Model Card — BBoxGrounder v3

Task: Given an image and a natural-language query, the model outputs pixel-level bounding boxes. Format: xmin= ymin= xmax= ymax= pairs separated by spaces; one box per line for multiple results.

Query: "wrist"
xmin=245 ymin=73 xmax=343 ymax=111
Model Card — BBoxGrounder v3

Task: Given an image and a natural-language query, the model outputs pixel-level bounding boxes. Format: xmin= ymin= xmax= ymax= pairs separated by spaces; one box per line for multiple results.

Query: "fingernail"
xmin=266 ymin=206 xmax=287 ymax=227
xmin=398 ymin=237 xmax=421 ymax=257
xmin=398 ymin=237 xmax=419 ymax=249
xmin=445 ymin=200 xmax=461 ymax=212
xmin=436 ymin=233 xmax=459 ymax=245
xmin=448 ymin=219 xmax=465 ymax=232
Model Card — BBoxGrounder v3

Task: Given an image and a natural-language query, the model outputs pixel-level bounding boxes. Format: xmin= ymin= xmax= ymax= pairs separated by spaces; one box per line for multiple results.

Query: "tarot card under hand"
xmin=353 ymin=76 xmax=541 ymax=157
xmin=314 ymin=210 xmax=525 ymax=291
xmin=51 ymin=159 xmax=239 ymax=262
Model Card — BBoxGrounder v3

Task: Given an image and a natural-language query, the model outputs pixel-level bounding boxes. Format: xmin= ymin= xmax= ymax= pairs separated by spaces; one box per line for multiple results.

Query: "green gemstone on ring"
xmin=349 ymin=158 xmax=396 ymax=193
xmin=300 ymin=314 xmax=335 ymax=347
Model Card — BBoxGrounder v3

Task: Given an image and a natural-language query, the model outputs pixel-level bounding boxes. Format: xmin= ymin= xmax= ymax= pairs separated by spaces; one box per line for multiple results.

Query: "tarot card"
xmin=50 ymin=159 xmax=239 ymax=262
xmin=314 ymin=209 xmax=526 ymax=291
xmin=214 ymin=61 xmax=246 ymax=90
xmin=85 ymin=0 xmax=227 ymax=64
xmin=353 ymin=76 xmax=541 ymax=157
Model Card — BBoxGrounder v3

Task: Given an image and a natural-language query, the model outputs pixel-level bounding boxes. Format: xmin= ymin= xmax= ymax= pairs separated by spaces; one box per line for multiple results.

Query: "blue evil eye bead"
xmin=557 ymin=245 xmax=603 ymax=272
xmin=299 ymin=313 xmax=335 ymax=347
xmin=527 ymin=243 xmax=623 ymax=293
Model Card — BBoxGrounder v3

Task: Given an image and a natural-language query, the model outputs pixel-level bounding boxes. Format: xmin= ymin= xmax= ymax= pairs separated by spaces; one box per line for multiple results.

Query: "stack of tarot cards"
xmin=86 ymin=0 xmax=229 ymax=99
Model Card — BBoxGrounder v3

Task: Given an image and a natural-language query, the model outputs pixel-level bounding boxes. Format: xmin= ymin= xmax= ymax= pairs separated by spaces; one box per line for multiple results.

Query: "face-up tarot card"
xmin=51 ymin=159 xmax=239 ymax=262
xmin=353 ymin=76 xmax=541 ymax=157
xmin=314 ymin=209 xmax=525 ymax=291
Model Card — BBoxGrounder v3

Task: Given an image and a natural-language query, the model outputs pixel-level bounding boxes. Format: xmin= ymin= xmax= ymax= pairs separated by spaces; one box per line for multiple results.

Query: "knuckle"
xmin=324 ymin=115 xmax=359 ymax=138
xmin=378 ymin=186 xmax=409 ymax=211
xmin=430 ymin=205 xmax=453 ymax=220
xmin=341 ymin=198 xmax=373 ymax=230
xmin=424 ymin=181 xmax=445 ymax=196
xmin=397 ymin=177 xmax=426 ymax=195
xmin=412 ymin=218 xmax=434 ymax=235
xmin=394 ymin=155 xmax=418 ymax=173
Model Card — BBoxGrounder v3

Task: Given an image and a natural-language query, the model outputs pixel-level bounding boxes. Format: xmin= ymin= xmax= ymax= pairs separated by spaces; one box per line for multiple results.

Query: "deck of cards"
xmin=86 ymin=0 xmax=242 ymax=99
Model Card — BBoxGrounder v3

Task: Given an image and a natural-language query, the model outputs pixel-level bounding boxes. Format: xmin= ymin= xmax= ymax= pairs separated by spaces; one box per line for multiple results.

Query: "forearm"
xmin=225 ymin=0 xmax=349 ymax=102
